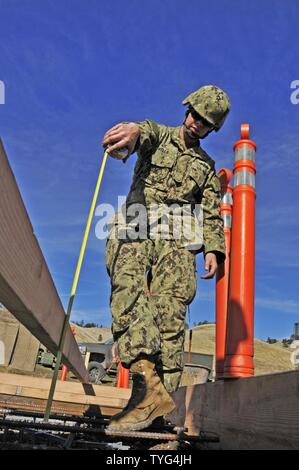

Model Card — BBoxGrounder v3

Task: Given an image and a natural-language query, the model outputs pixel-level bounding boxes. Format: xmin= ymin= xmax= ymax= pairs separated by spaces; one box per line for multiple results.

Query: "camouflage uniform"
xmin=106 ymin=120 xmax=225 ymax=392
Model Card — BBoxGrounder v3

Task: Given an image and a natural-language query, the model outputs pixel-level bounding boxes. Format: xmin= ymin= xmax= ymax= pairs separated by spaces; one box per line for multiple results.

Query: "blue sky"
xmin=0 ymin=0 xmax=299 ymax=340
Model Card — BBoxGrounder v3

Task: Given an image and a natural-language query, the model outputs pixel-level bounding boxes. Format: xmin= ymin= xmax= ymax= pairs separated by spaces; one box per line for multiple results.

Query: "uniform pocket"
xmin=172 ymin=155 xmax=189 ymax=184
xmin=168 ymin=158 xmax=210 ymax=203
xmin=188 ymin=161 xmax=210 ymax=190
xmin=151 ymin=147 xmax=174 ymax=168
xmin=143 ymin=148 xmax=175 ymax=187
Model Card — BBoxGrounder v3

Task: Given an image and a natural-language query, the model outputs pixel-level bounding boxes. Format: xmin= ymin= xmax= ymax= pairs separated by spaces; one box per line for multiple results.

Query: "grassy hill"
xmin=184 ymin=324 xmax=293 ymax=376
xmin=0 ymin=322 xmax=293 ymax=381
xmin=71 ymin=324 xmax=111 ymax=343
xmin=72 ymin=322 xmax=294 ymax=376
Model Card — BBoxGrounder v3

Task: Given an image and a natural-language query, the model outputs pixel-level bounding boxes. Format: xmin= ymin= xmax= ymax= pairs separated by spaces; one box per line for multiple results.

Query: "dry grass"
xmin=71 ymin=324 xmax=111 ymax=343
xmin=74 ymin=323 xmax=294 ymax=376
xmin=184 ymin=324 xmax=294 ymax=376
xmin=0 ymin=364 xmax=56 ymax=378
xmin=0 ymin=323 xmax=293 ymax=382
xmin=73 ymin=323 xmax=294 ymax=377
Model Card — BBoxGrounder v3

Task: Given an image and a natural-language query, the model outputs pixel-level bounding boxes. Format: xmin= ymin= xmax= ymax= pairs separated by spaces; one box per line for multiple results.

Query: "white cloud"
xmin=256 ymin=203 xmax=299 ymax=227
xmin=258 ymin=136 xmax=299 ymax=173
xmin=255 ymin=296 xmax=299 ymax=315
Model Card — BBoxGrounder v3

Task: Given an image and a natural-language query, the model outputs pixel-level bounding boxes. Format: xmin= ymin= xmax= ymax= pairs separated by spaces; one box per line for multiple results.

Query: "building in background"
xmin=290 ymin=323 xmax=299 ymax=369
xmin=0 ymin=306 xmax=40 ymax=372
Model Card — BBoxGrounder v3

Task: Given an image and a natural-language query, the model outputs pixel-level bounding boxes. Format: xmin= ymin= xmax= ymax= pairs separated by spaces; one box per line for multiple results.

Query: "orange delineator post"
xmin=223 ymin=124 xmax=257 ymax=378
xmin=60 ymin=365 xmax=68 ymax=382
xmin=116 ymin=362 xmax=130 ymax=388
xmin=216 ymin=168 xmax=233 ymax=379
xmin=60 ymin=326 xmax=76 ymax=381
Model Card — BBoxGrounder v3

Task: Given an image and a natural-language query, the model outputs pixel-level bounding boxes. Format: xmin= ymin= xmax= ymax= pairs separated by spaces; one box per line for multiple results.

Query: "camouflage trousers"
xmin=105 ymin=237 xmax=197 ymax=393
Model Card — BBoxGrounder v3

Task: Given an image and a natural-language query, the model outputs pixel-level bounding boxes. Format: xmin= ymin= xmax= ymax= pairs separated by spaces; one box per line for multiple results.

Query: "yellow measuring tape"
xmin=44 ymin=150 xmax=109 ymax=421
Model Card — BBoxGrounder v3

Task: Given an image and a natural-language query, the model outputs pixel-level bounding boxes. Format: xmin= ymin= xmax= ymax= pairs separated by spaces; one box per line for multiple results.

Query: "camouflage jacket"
xmin=120 ymin=120 xmax=225 ymax=261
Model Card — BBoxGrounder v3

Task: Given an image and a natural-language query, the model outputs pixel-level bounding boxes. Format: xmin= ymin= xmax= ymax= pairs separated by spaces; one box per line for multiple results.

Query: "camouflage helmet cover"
xmin=182 ymin=85 xmax=230 ymax=131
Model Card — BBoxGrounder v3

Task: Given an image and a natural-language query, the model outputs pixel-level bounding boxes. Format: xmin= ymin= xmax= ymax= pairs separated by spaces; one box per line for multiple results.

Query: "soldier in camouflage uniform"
xmin=102 ymin=85 xmax=230 ymax=432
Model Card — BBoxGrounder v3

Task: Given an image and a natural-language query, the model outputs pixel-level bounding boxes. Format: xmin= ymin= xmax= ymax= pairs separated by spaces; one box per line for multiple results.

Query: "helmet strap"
xmin=183 ymin=107 xmax=215 ymax=140
xmin=200 ymin=128 xmax=215 ymax=139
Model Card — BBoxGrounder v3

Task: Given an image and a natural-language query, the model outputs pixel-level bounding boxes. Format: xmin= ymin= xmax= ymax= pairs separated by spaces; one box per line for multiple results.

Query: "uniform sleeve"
xmin=202 ymin=170 xmax=226 ymax=263
xmin=134 ymin=120 xmax=161 ymax=154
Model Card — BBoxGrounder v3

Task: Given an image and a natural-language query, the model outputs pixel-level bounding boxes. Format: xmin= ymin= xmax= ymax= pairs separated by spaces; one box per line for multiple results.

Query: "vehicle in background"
xmin=36 ymin=338 xmax=115 ymax=382
xmin=78 ymin=340 xmax=214 ymax=385
xmin=78 ymin=337 xmax=116 ymax=383
xmin=37 ymin=338 xmax=214 ymax=385
xmin=181 ymin=351 xmax=214 ymax=385
xmin=36 ymin=348 xmax=56 ymax=368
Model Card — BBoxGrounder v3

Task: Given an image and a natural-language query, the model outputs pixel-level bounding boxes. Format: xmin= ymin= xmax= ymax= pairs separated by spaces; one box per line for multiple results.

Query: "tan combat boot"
xmin=107 ymin=358 xmax=176 ymax=432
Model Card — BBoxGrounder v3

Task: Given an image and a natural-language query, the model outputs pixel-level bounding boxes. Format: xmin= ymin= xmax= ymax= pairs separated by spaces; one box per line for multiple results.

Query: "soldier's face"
xmin=184 ymin=109 xmax=214 ymax=139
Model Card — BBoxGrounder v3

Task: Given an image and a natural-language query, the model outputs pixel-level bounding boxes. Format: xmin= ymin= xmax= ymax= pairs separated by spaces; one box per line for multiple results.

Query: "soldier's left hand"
xmin=201 ymin=253 xmax=218 ymax=279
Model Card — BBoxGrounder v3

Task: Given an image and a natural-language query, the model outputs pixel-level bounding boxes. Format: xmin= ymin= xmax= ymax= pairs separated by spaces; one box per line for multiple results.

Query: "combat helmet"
xmin=182 ymin=85 xmax=230 ymax=131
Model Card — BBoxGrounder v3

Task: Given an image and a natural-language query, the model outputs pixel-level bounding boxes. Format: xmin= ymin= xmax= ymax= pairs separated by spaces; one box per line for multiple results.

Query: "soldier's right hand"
xmin=102 ymin=122 xmax=140 ymax=158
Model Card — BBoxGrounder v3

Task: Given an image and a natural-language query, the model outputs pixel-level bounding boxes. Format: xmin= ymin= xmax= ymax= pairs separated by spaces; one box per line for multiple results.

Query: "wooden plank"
xmin=0 ymin=393 xmax=123 ymax=417
xmin=0 ymin=383 xmax=128 ymax=408
xmin=0 ymin=139 xmax=88 ymax=382
xmin=169 ymin=369 xmax=299 ymax=450
xmin=0 ymin=372 xmax=131 ymax=400
xmin=84 ymin=351 xmax=91 ymax=369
